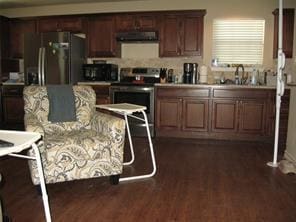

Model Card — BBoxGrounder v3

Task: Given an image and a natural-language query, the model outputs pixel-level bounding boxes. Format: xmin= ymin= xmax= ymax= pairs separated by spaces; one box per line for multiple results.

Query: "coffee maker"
xmin=183 ymin=63 xmax=198 ymax=84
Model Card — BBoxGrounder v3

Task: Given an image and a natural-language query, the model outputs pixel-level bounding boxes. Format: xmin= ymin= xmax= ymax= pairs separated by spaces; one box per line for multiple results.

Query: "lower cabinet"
xmin=182 ymin=99 xmax=209 ymax=132
xmin=91 ymin=85 xmax=111 ymax=105
xmin=156 ymin=86 xmax=290 ymax=143
xmin=212 ymin=99 xmax=266 ymax=134
xmin=156 ymin=87 xmax=210 ymax=137
xmin=1 ymin=85 xmax=24 ymax=129
xmin=238 ymin=100 xmax=266 ymax=134
xmin=156 ymin=98 xmax=182 ymax=130
xmin=212 ymin=100 xmax=238 ymax=132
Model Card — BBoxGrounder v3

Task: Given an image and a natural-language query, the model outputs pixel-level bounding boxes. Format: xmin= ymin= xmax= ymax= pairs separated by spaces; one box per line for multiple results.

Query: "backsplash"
xmin=87 ymin=56 xmax=204 ymax=82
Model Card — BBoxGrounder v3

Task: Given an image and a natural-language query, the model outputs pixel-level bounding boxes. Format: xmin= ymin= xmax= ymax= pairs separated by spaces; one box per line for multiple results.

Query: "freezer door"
xmin=24 ymin=33 xmax=42 ymax=85
xmin=42 ymin=32 xmax=70 ymax=85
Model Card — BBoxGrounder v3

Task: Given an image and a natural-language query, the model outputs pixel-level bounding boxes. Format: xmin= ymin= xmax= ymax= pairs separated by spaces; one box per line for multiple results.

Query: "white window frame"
xmin=212 ymin=19 xmax=265 ymax=66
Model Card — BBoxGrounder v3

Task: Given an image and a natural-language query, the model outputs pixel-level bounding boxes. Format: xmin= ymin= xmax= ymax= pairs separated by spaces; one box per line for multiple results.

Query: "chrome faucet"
xmin=235 ymin=64 xmax=245 ymax=85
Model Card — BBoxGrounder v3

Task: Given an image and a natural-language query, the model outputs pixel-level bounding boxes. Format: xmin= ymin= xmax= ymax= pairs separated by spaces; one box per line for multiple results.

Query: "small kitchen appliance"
xmin=183 ymin=63 xmax=199 ymax=84
xmin=83 ymin=64 xmax=118 ymax=81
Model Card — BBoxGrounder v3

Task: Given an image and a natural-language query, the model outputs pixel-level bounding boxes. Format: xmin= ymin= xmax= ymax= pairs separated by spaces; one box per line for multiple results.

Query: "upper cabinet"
xmin=0 ymin=16 xmax=10 ymax=82
xmin=9 ymin=19 xmax=37 ymax=58
xmin=116 ymin=13 xmax=157 ymax=31
xmin=159 ymin=11 xmax=206 ymax=57
xmin=87 ymin=16 xmax=117 ymax=57
xmin=273 ymin=8 xmax=295 ymax=58
xmin=38 ymin=16 xmax=85 ymax=33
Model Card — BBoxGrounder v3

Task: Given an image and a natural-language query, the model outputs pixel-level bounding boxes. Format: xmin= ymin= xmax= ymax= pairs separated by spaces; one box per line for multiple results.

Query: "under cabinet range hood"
xmin=116 ymin=31 xmax=158 ymax=42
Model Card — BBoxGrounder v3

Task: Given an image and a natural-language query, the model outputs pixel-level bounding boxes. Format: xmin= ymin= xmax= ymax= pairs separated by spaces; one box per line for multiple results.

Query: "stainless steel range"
xmin=110 ymin=67 xmax=160 ymax=137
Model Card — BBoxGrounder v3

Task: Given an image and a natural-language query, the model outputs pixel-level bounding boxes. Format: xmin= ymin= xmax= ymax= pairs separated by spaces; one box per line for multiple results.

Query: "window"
xmin=212 ymin=19 xmax=265 ymax=65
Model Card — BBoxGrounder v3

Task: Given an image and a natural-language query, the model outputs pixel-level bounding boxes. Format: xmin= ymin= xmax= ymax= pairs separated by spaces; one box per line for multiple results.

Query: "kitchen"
xmin=0 ymin=0 xmax=296 ymax=220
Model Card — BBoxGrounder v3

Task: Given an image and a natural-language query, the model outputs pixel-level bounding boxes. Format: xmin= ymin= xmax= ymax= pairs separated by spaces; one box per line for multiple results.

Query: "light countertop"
xmin=77 ymin=81 xmax=291 ymax=89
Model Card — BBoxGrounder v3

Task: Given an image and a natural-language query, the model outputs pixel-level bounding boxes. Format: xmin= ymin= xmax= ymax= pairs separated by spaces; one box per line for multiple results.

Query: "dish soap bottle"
xmin=250 ymin=68 xmax=258 ymax=85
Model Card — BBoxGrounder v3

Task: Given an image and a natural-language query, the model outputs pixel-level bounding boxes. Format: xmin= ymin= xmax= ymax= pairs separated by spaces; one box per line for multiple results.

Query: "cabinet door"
xmin=91 ymin=85 xmax=110 ymax=105
xmin=156 ymin=98 xmax=182 ymax=130
xmin=3 ymin=97 xmax=24 ymax=124
xmin=182 ymin=99 xmax=209 ymax=132
xmin=116 ymin=15 xmax=135 ymax=31
xmin=212 ymin=100 xmax=238 ymax=132
xmin=239 ymin=100 xmax=266 ymax=134
xmin=137 ymin=15 xmax=156 ymax=30
xmin=38 ymin=18 xmax=59 ymax=32
xmin=273 ymin=9 xmax=295 ymax=58
xmin=58 ymin=17 xmax=83 ymax=32
xmin=88 ymin=16 xmax=117 ymax=57
xmin=116 ymin=14 xmax=156 ymax=31
xmin=159 ymin=15 xmax=180 ymax=57
xmin=181 ymin=14 xmax=204 ymax=56
xmin=9 ymin=19 xmax=36 ymax=58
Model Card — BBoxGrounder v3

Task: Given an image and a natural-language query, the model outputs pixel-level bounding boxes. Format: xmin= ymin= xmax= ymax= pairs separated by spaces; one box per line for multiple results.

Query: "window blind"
xmin=212 ymin=19 xmax=265 ymax=65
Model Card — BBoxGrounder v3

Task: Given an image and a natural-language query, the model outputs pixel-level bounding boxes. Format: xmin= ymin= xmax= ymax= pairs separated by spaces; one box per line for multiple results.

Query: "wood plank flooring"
xmin=0 ymin=138 xmax=296 ymax=222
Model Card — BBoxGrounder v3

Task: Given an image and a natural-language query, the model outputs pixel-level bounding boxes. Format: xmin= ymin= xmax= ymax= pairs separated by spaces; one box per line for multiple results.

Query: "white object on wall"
xmin=199 ymin=65 xmax=208 ymax=83
xmin=121 ymin=43 xmax=159 ymax=59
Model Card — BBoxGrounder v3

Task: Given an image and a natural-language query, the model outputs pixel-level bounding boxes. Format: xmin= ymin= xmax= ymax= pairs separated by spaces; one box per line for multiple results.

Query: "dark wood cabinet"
xmin=1 ymin=85 xmax=24 ymax=129
xmin=88 ymin=16 xmax=117 ymax=57
xmin=212 ymin=100 xmax=238 ymax=132
xmin=159 ymin=11 xmax=206 ymax=57
xmin=91 ymin=85 xmax=111 ymax=105
xmin=156 ymin=87 xmax=210 ymax=136
xmin=9 ymin=19 xmax=36 ymax=58
xmin=273 ymin=8 xmax=295 ymax=58
xmin=239 ymin=100 xmax=266 ymax=134
xmin=156 ymin=86 xmax=289 ymax=143
xmin=156 ymin=98 xmax=182 ymax=130
xmin=38 ymin=16 xmax=84 ymax=33
xmin=212 ymin=99 xmax=266 ymax=134
xmin=0 ymin=16 xmax=10 ymax=83
xmin=182 ymin=99 xmax=209 ymax=132
xmin=116 ymin=14 xmax=157 ymax=31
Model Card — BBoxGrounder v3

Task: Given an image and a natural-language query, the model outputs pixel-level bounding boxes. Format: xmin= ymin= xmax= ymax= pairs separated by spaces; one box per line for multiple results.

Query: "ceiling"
xmin=0 ymin=0 xmax=140 ymax=9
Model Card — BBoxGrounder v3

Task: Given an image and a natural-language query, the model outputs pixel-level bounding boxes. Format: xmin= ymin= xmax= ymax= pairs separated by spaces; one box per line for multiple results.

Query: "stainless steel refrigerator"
xmin=24 ymin=32 xmax=85 ymax=85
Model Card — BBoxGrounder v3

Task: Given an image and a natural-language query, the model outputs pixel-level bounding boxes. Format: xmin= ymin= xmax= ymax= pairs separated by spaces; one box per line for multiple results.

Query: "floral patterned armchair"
xmin=23 ymin=85 xmax=125 ymax=185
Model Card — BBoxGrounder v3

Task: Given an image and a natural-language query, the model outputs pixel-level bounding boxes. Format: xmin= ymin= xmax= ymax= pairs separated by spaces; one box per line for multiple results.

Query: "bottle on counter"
xmin=167 ymin=69 xmax=174 ymax=83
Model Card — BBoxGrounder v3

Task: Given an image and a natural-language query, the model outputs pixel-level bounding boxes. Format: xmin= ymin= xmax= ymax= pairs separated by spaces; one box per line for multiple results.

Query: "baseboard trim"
xmin=284 ymin=150 xmax=296 ymax=163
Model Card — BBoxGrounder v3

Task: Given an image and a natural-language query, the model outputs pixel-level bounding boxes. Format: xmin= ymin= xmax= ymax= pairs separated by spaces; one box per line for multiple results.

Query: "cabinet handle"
xmin=8 ymin=89 xmax=19 ymax=93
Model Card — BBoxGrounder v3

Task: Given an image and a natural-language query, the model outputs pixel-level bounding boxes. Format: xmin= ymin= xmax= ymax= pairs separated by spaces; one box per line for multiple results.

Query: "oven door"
xmin=110 ymin=85 xmax=154 ymax=137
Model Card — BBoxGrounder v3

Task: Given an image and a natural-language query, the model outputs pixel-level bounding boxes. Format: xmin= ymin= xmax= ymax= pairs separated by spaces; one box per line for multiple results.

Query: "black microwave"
xmin=83 ymin=64 xmax=118 ymax=81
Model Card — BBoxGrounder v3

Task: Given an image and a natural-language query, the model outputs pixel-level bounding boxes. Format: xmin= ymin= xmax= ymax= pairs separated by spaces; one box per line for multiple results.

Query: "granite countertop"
xmin=77 ymin=81 xmax=291 ymax=89
xmin=155 ymin=83 xmax=290 ymax=89
xmin=1 ymin=82 xmax=25 ymax=86
xmin=77 ymin=81 xmax=113 ymax=85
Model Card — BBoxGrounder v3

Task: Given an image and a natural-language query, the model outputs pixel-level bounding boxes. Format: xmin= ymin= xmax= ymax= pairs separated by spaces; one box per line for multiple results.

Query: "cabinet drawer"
xmin=2 ymin=86 xmax=24 ymax=96
xmin=213 ymin=89 xmax=269 ymax=99
xmin=157 ymin=88 xmax=210 ymax=97
xmin=91 ymin=85 xmax=110 ymax=96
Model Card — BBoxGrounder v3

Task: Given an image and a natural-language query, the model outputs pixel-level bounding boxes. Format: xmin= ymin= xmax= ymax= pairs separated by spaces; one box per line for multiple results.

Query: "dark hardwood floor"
xmin=1 ymin=138 xmax=296 ymax=222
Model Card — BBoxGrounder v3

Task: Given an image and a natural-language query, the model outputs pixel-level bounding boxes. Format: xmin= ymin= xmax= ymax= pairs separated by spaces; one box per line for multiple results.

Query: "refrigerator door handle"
xmin=38 ymin=47 xmax=43 ymax=85
xmin=41 ymin=47 xmax=46 ymax=86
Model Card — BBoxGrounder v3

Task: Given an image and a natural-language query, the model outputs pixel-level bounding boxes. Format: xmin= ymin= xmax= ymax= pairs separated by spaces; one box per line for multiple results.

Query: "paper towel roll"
xmin=200 ymin=65 xmax=208 ymax=76
xmin=200 ymin=75 xmax=208 ymax=83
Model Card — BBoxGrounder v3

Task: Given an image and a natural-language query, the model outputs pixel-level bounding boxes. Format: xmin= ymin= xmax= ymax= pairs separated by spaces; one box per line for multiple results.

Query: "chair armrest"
xmin=91 ymin=111 xmax=126 ymax=140
xmin=24 ymin=112 xmax=45 ymax=137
